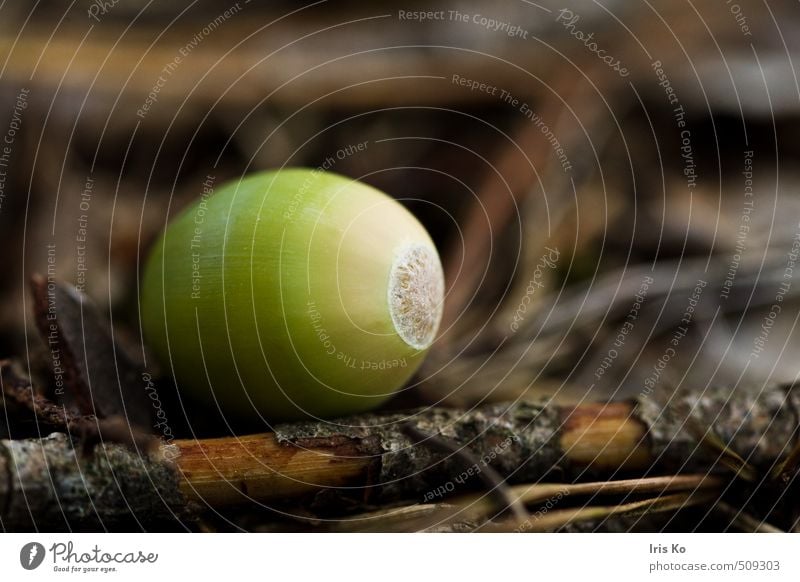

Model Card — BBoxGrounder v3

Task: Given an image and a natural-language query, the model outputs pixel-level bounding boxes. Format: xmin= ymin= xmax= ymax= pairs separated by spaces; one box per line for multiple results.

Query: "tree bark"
xmin=1 ymin=383 xmax=797 ymax=530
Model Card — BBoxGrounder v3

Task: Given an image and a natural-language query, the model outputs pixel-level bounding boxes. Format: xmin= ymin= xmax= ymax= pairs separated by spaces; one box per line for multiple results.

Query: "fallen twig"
xmin=0 ymin=382 xmax=796 ymax=530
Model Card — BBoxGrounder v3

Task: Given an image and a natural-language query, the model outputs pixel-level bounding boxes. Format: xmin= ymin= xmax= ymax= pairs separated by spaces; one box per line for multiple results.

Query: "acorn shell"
xmin=140 ymin=169 xmax=444 ymax=422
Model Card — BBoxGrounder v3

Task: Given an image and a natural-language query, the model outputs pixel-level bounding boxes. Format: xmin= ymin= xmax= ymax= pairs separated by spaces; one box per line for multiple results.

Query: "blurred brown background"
xmin=2 ymin=0 xmax=800 ymax=413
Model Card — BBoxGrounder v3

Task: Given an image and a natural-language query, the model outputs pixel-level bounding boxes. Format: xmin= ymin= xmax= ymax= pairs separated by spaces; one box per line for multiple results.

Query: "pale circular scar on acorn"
xmin=388 ymin=243 xmax=444 ymax=350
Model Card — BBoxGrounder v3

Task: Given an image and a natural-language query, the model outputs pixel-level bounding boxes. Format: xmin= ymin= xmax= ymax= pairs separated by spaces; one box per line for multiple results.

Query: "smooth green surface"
xmin=141 ymin=169 xmax=437 ymax=422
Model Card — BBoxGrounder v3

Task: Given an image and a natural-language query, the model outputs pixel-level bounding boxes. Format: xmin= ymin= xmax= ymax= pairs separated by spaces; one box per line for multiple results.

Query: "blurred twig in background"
xmin=3 ymin=0 xmax=800 ymax=531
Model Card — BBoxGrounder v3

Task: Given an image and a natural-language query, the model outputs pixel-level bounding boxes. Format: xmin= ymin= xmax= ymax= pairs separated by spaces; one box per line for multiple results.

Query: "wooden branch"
xmin=175 ymin=432 xmax=371 ymax=508
xmin=1 ymin=383 xmax=797 ymax=529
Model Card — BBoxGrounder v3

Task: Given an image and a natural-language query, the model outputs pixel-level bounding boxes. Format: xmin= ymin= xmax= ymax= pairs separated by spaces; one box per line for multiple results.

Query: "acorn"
xmin=140 ymin=169 xmax=444 ymax=422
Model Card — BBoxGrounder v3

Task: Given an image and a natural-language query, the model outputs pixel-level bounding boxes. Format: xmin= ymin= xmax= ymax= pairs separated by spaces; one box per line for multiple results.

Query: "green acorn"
xmin=141 ymin=169 xmax=444 ymax=422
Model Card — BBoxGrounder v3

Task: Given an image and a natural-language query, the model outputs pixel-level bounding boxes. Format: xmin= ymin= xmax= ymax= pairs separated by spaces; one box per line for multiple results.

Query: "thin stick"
xmin=505 ymin=490 xmax=718 ymax=533
xmin=297 ymin=474 xmax=721 ymax=532
xmin=715 ymin=501 xmax=785 ymax=534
